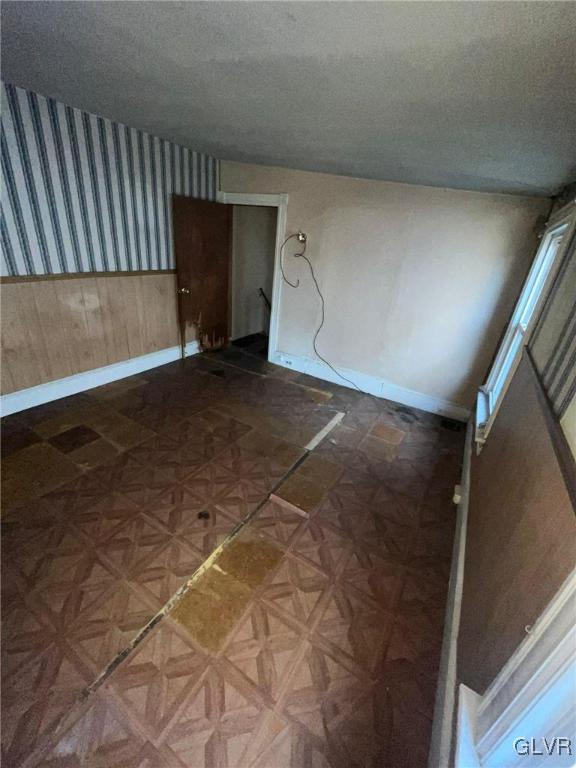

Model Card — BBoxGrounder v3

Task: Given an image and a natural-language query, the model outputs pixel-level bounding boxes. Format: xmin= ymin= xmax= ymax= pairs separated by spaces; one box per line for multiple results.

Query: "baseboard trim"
xmin=272 ymin=351 xmax=470 ymax=421
xmin=1 ymin=341 xmax=200 ymax=416
xmin=428 ymin=419 xmax=474 ymax=768
xmin=454 ymin=684 xmax=482 ymax=768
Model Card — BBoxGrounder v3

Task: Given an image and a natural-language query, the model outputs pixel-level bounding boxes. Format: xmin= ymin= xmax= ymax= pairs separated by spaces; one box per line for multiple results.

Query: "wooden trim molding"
xmin=455 ymin=568 xmax=576 ymax=767
xmin=216 ymin=190 xmax=289 ymax=367
xmin=1 ymin=272 xmax=181 ymax=394
xmin=428 ymin=420 xmax=474 ymax=768
xmin=0 ymin=269 xmax=177 ymax=284
xmin=1 ymin=341 xmax=200 ymax=416
xmin=526 ymin=348 xmax=576 ymax=510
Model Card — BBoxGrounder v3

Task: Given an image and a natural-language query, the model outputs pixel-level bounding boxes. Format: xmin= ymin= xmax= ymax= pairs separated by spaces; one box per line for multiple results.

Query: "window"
xmin=475 ymin=202 xmax=576 ymax=448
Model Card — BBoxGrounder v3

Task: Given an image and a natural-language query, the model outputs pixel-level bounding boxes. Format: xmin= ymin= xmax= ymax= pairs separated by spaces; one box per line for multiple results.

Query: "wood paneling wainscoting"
xmin=1 ymin=272 xmax=181 ymax=395
xmin=458 ymin=353 xmax=576 ymax=693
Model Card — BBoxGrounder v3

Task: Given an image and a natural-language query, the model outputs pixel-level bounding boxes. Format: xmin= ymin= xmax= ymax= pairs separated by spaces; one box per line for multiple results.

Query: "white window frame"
xmin=475 ymin=201 xmax=576 ymax=449
xmin=455 ymin=568 xmax=576 ymax=768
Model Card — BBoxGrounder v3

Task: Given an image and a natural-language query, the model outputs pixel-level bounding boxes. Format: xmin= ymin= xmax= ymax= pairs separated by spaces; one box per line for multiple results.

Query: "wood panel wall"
xmin=458 ymin=353 xmax=576 ymax=693
xmin=1 ymin=273 xmax=181 ymax=394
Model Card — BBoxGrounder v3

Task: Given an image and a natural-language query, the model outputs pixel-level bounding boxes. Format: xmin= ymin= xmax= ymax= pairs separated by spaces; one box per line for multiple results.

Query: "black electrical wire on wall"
xmin=279 ymin=233 xmax=364 ymax=394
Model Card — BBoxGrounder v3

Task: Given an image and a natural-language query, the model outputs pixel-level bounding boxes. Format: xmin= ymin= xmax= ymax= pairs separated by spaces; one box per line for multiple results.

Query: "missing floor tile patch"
xmin=271 ymin=473 xmax=326 ymax=517
xmin=79 ymin=445 xmax=307 ymax=699
xmin=304 ymin=411 xmax=345 ymax=450
xmin=170 ymin=567 xmax=252 ymax=653
xmin=295 ymin=454 xmax=343 ymax=489
xmin=370 ymin=421 xmax=406 ymax=445
xmin=170 ymin=531 xmax=283 ymax=653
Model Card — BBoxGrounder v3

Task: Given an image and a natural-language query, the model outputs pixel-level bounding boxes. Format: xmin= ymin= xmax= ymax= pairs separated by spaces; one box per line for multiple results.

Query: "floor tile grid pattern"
xmin=1 ymin=349 xmax=465 ymax=767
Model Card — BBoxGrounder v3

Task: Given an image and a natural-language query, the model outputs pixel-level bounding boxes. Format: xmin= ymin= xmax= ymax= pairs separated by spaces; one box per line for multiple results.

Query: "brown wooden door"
xmin=172 ymin=195 xmax=232 ymax=354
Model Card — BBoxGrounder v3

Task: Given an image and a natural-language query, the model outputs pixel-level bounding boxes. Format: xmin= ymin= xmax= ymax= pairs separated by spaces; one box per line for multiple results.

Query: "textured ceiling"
xmin=2 ymin=1 xmax=575 ymax=196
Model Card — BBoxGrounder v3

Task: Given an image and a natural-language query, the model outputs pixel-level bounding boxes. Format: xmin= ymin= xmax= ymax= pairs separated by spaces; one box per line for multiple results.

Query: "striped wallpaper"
xmin=0 ymin=81 xmax=218 ymax=276
xmin=530 ymin=234 xmax=576 ymax=418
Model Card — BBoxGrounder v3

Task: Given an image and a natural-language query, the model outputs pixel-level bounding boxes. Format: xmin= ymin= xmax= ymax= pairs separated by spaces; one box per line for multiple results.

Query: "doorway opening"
xmin=229 ymin=204 xmax=277 ymax=361
xmin=172 ymin=191 xmax=287 ymax=362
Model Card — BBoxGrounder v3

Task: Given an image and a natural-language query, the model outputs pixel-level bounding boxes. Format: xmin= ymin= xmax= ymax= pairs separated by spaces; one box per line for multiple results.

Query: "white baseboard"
xmin=428 ymin=420 xmax=473 ymax=767
xmin=455 ymin=684 xmax=482 ymax=768
xmin=1 ymin=341 xmax=199 ymax=416
xmin=272 ymin=350 xmax=470 ymax=421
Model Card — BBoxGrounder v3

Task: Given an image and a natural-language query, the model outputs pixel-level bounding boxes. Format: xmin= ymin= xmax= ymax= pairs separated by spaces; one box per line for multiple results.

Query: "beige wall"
xmin=221 ymin=161 xmax=548 ymax=408
xmin=459 ymin=354 xmax=576 ymax=693
xmin=231 ymin=205 xmax=276 ymax=340
xmin=1 ymin=273 xmax=179 ymax=394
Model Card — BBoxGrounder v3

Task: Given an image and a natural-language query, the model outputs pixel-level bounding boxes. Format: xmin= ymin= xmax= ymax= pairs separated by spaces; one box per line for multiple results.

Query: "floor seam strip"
xmin=78 ymin=442 xmax=317 ymax=699
xmin=38 ymin=409 xmax=341 ymax=756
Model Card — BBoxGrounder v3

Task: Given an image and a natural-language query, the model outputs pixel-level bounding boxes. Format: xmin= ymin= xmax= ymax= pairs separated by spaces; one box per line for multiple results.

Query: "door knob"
xmin=178 ymin=287 xmax=190 ymax=294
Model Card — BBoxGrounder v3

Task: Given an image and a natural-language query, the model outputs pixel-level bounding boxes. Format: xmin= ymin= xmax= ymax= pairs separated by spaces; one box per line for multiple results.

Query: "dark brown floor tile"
xmin=237 ymin=428 xmax=305 ymax=470
xmin=48 ymin=424 xmax=100 ymax=453
xmin=31 ymin=401 xmax=114 ymax=440
xmin=1 ymin=422 xmax=42 ymax=458
xmin=156 ymin=659 xmax=273 ymax=766
xmin=41 ymin=470 xmax=109 ymax=515
xmin=371 ymin=484 xmax=421 ymax=528
xmin=312 ymin=583 xmax=394 ymax=674
xmin=384 ymin=622 xmax=443 ymax=679
xmin=68 ymin=491 xmax=141 ymax=545
xmin=99 ymin=414 xmax=156 ymax=450
xmin=370 ymin=420 xmax=407 ymax=444
xmin=213 ymin=478 xmax=267 ymax=521
xmin=341 ymin=409 xmax=380 ymax=434
xmin=1 ymin=639 xmax=92 ymax=767
xmin=290 ymin=520 xmax=351 ymax=580
xmin=211 ymin=443 xmax=286 ymax=494
xmin=108 ymin=463 xmax=176 ymax=509
xmin=314 ymin=494 xmax=366 ymax=538
xmin=1 ymin=594 xmax=59 ymax=677
xmin=38 ymin=688 xmax=171 ymax=767
xmin=339 ymin=540 xmax=404 ymax=612
xmin=105 ymin=618 xmax=208 ymax=741
xmin=223 ymin=600 xmax=305 ymax=704
xmin=273 ymin=473 xmax=327 ymax=515
xmin=251 ymin=500 xmax=308 ymax=551
xmin=279 ymin=637 xmax=370 ymax=756
xmin=261 ymin=552 xmax=331 ymax=631
xmin=88 ymin=374 xmax=149 ymax=400
xmin=326 ymin=678 xmax=434 ymax=768
xmin=396 ymin=571 xmax=449 ymax=640
xmin=179 ymin=526 xmax=235 ymax=563
xmin=129 ymin=537 xmax=205 ymax=608
xmin=328 ymin=468 xmax=382 ymax=508
xmin=146 ymin=483 xmax=214 ymax=533
xmin=355 ymin=510 xmax=417 ymax=562
xmin=359 ymin=433 xmax=400 ymax=463
xmin=95 ymin=511 xmax=173 ymax=577
xmin=26 ymin=540 xmax=123 ymax=633
xmin=0 ymin=350 xmax=465 ymax=768
xmin=191 ymin=407 xmax=252 ymax=441
xmin=68 ymin=436 xmax=121 ymax=471
xmin=182 ymin=460 xmax=244 ymax=507
xmin=294 ymin=454 xmax=343 ymax=490
xmin=1 ymin=442 xmax=81 ymax=511
xmin=66 ymin=580 xmax=159 ymax=676
xmin=128 ymin=433 xmax=210 ymax=483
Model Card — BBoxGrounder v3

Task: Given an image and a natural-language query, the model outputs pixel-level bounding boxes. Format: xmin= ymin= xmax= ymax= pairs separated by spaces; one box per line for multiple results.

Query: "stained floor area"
xmin=231 ymin=333 xmax=269 ymax=360
xmin=1 ymin=348 xmax=465 ymax=767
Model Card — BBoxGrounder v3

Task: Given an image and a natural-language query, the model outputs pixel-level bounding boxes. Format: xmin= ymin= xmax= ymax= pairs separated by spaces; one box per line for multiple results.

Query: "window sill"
xmin=475 ymin=389 xmax=489 ymax=452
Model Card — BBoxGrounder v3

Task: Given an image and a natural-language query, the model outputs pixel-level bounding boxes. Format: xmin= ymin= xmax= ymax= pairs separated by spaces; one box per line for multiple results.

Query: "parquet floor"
xmin=1 ymin=348 xmax=465 ymax=767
